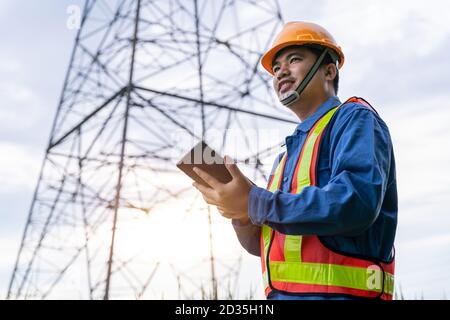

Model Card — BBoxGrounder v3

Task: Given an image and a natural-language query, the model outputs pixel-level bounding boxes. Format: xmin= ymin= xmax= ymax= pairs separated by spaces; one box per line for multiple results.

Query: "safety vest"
xmin=260 ymin=97 xmax=395 ymax=300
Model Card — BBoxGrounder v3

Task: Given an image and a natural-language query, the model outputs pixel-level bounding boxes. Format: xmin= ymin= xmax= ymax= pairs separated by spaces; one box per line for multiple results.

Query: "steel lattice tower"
xmin=8 ymin=0 xmax=296 ymax=299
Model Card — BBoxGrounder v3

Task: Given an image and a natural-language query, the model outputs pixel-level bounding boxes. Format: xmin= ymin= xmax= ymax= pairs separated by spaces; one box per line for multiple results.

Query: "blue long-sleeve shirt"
xmin=233 ymin=96 xmax=397 ymax=265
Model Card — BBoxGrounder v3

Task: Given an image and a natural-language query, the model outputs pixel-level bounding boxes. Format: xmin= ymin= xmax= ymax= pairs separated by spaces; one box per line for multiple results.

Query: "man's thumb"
xmin=224 ymin=155 xmax=242 ymax=179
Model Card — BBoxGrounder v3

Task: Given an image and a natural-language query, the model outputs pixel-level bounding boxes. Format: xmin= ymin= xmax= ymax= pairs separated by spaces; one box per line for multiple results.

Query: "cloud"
xmin=0 ymin=55 xmax=49 ymax=135
xmin=0 ymin=143 xmax=41 ymax=195
xmin=0 ymin=236 xmax=22 ymax=299
xmin=399 ymin=233 xmax=450 ymax=252
xmin=317 ymin=0 xmax=450 ymax=52
xmin=0 ymin=0 xmax=12 ymax=17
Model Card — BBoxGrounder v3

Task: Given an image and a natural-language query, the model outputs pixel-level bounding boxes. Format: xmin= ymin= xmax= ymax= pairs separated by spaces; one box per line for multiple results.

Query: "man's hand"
xmin=192 ymin=155 xmax=252 ymax=221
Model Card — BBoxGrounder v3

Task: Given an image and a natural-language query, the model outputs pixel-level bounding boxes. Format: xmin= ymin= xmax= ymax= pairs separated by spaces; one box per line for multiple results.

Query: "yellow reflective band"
xmin=295 ymin=106 xmax=339 ymax=194
xmin=263 ymin=271 xmax=269 ymax=290
xmin=261 ymin=225 xmax=272 ymax=290
xmin=269 ymin=261 xmax=394 ymax=295
xmin=262 ymin=225 xmax=271 ymax=257
xmin=268 ymin=153 xmax=287 ymax=192
xmin=284 ymin=235 xmax=302 ymax=262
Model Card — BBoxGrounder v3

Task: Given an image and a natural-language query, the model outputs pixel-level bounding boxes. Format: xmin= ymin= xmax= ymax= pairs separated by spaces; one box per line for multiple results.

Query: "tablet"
xmin=176 ymin=141 xmax=233 ymax=188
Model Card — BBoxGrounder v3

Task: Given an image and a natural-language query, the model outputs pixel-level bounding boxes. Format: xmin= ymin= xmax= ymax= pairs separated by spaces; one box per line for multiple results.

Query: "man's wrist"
xmin=239 ymin=216 xmax=251 ymax=225
xmin=232 ymin=216 xmax=251 ymax=227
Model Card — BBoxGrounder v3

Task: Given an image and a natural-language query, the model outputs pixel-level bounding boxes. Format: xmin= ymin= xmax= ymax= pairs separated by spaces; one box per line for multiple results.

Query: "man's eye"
xmin=272 ymin=66 xmax=280 ymax=73
xmin=290 ymin=57 xmax=301 ymax=63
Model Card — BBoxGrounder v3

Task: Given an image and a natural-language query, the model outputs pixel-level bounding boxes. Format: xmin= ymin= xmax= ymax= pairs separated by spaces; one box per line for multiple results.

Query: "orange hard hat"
xmin=261 ymin=21 xmax=345 ymax=75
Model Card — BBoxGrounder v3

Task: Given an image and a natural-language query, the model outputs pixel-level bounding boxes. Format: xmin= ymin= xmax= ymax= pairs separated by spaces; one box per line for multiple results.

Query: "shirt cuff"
xmin=248 ymin=185 xmax=273 ymax=226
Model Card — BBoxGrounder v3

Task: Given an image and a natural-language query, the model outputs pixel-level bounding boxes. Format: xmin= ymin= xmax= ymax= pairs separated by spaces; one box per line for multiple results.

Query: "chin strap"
xmin=280 ymin=48 xmax=331 ymax=106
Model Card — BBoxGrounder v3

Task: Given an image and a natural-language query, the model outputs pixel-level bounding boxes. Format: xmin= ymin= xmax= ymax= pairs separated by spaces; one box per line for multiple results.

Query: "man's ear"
xmin=324 ymin=63 xmax=337 ymax=80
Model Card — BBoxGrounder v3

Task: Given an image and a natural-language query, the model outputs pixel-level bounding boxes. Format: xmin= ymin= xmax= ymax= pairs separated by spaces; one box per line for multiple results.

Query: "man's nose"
xmin=275 ymin=62 xmax=290 ymax=80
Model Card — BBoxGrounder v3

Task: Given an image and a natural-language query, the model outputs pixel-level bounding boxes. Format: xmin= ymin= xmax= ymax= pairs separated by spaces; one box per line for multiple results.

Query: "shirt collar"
xmin=293 ymin=96 xmax=341 ymax=134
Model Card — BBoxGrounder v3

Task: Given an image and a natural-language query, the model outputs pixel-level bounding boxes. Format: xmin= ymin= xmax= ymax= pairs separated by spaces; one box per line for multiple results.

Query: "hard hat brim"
xmin=261 ymin=40 xmax=345 ymax=75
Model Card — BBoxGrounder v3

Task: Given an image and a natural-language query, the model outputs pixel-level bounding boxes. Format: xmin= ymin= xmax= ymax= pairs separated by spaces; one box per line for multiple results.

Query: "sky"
xmin=1 ymin=0 xmax=450 ymax=299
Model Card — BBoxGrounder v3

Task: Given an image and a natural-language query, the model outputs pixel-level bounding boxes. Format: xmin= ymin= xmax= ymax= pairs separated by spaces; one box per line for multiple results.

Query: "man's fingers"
xmin=224 ymin=155 xmax=243 ymax=179
xmin=193 ymin=167 xmax=221 ymax=189
xmin=203 ymin=194 xmax=219 ymax=206
xmin=193 ymin=182 xmax=218 ymax=204
xmin=193 ymin=181 xmax=213 ymax=195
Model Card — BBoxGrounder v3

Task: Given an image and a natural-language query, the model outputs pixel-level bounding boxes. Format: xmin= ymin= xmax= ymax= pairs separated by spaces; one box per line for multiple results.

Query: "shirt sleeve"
xmin=248 ymin=107 xmax=393 ymax=237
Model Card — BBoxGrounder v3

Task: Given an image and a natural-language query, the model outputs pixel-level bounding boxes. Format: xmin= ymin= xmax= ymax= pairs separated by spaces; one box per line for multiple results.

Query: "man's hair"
xmin=307 ymin=46 xmax=339 ymax=94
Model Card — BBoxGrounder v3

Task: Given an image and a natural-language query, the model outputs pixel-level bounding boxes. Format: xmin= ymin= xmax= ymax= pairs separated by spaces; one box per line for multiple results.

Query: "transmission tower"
xmin=8 ymin=0 xmax=295 ymax=299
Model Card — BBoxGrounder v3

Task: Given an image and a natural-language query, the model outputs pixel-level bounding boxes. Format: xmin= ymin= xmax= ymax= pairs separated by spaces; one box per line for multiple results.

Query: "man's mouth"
xmin=278 ymin=80 xmax=295 ymax=94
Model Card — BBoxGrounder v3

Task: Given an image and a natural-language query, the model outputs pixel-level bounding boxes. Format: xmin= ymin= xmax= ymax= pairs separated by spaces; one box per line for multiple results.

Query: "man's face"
xmin=271 ymin=46 xmax=318 ymax=101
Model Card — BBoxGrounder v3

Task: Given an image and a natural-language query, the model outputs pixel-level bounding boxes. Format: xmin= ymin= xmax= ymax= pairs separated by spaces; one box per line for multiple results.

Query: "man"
xmin=192 ymin=21 xmax=397 ymax=300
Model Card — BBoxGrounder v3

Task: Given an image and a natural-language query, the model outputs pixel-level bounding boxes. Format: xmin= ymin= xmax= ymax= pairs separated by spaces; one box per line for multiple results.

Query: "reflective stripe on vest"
xmin=260 ymin=98 xmax=395 ymax=299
